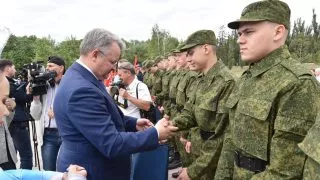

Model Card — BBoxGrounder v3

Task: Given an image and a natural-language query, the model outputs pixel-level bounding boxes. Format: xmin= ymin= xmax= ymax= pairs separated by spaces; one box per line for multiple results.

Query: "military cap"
xmin=180 ymin=30 xmax=217 ymax=51
xmin=154 ymin=56 xmax=163 ymax=64
xmin=172 ymin=43 xmax=186 ymax=53
xmin=228 ymin=0 xmax=290 ymax=29
xmin=145 ymin=60 xmax=154 ymax=68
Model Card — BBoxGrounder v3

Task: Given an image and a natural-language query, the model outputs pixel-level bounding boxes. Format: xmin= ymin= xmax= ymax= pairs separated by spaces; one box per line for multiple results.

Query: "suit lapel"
xmin=71 ymin=62 xmax=126 ymax=126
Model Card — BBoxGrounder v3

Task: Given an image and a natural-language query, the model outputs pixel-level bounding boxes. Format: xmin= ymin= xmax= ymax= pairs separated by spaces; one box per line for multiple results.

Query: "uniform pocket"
xmin=237 ymin=97 xmax=272 ymax=121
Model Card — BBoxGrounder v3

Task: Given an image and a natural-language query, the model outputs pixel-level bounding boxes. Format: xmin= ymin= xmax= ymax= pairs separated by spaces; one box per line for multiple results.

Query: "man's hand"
xmin=5 ymin=98 xmax=16 ymax=111
xmin=151 ymin=95 xmax=157 ymax=102
xmin=163 ymin=114 xmax=170 ymax=120
xmin=0 ymin=119 xmax=4 ymax=127
xmin=185 ymin=141 xmax=192 ymax=153
xmin=48 ymin=108 xmax=54 ymax=120
xmin=179 ymin=136 xmax=187 ymax=145
xmin=26 ymin=83 xmax=32 ymax=95
xmin=136 ymin=118 xmax=154 ymax=131
xmin=155 ymin=118 xmax=178 ymax=140
xmin=67 ymin=164 xmax=87 ymax=177
xmin=33 ymin=95 xmax=40 ymax=101
xmin=177 ymin=168 xmax=190 ymax=180
xmin=119 ymin=88 xmax=129 ymax=99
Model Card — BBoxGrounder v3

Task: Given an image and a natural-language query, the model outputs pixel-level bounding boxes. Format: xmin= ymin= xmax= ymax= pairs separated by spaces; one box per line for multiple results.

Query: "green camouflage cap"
xmin=172 ymin=43 xmax=186 ymax=53
xmin=145 ymin=60 xmax=154 ymax=68
xmin=228 ymin=0 xmax=290 ymax=29
xmin=154 ymin=56 xmax=163 ymax=64
xmin=180 ymin=30 xmax=217 ymax=51
xmin=141 ymin=60 xmax=148 ymax=67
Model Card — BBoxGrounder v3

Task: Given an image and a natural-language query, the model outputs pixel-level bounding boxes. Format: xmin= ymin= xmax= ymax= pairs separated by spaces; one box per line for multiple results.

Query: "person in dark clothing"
xmin=135 ymin=63 xmax=144 ymax=82
xmin=0 ymin=60 xmax=33 ymax=169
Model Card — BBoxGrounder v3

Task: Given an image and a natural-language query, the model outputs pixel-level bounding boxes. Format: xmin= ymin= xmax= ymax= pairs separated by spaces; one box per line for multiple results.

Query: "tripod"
xmin=26 ymin=105 xmax=41 ymax=170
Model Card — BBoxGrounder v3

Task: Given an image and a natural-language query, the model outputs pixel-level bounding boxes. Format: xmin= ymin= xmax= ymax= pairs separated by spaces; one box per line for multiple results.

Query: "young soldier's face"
xmin=186 ymin=45 xmax=207 ymax=72
xmin=237 ymin=21 xmax=275 ymax=63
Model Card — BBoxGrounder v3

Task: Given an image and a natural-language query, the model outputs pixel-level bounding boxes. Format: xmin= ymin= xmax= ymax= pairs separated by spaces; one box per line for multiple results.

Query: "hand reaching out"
xmin=136 ymin=118 xmax=154 ymax=131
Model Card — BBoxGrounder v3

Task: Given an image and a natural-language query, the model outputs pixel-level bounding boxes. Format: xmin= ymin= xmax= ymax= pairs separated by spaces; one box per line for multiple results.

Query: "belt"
xmin=11 ymin=121 xmax=29 ymax=127
xmin=199 ymin=129 xmax=215 ymax=140
xmin=234 ymin=151 xmax=267 ymax=173
xmin=44 ymin=128 xmax=58 ymax=132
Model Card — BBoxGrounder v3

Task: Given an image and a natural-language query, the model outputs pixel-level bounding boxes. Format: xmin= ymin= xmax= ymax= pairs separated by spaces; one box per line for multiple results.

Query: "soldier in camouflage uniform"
xmin=172 ymin=30 xmax=235 ymax=180
xmin=161 ymin=55 xmax=178 ymax=119
xmin=298 ymin=114 xmax=320 ymax=179
xmin=151 ymin=57 xmax=164 ymax=102
xmin=143 ymin=60 xmax=154 ymax=90
xmin=215 ymin=0 xmax=320 ymax=179
xmin=172 ymin=44 xmax=199 ymax=172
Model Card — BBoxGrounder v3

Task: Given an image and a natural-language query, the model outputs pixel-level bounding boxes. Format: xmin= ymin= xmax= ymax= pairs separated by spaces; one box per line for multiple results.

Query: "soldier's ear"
xmin=273 ymin=24 xmax=286 ymax=42
xmin=203 ymin=44 xmax=210 ymax=55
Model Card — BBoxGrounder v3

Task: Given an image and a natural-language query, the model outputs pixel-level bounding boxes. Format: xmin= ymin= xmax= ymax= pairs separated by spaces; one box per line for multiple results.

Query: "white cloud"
xmin=0 ymin=0 xmax=319 ymax=42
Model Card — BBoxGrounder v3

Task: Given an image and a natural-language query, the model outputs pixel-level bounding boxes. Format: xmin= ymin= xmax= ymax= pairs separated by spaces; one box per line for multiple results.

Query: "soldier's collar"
xmin=203 ymin=60 xmax=224 ymax=79
xmin=249 ymin=45 xmax=290 ymax=78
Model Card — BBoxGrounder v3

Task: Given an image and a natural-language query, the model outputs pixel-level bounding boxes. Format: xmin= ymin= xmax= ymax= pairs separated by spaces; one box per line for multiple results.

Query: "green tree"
xmin=55 ymin=36 xmax=81 ymax=67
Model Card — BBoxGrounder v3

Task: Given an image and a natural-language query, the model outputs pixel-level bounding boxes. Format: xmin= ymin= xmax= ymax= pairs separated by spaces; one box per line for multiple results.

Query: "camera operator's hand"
xmin=155 ymin=118 xmax=178 ymax=140
xmin=119 ymin=88 xmax=129 ymax=99
xmin=26 ymin=83 xmax=32 ymax=95
xmin=48 ymin=107 xmax=54 ymax=120
xmin=33 ymin=96 xmax=40 ymax=102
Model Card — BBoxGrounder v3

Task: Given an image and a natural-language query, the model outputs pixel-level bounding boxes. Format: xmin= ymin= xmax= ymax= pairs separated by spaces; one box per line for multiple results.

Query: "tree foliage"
xmin=2 ymin=11 xmax=320 ymax=71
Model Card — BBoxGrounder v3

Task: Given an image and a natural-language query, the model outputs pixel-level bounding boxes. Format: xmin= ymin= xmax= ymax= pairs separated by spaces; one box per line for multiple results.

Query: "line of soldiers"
xmin=140 ymin=0 xmax=320 ymax=179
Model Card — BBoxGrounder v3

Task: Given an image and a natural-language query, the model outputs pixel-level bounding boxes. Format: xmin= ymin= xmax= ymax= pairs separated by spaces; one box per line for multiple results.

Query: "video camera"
xmin=109 ymin=80 xmax=126 ymax=97
xmin=17 ymin=61 xmax=57 ymax=96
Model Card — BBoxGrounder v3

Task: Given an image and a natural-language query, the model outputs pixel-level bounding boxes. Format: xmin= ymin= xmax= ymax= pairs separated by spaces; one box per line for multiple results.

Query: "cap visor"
xmin=180 ymin=43 xmax=198 ymax=52
xmin=228 ymin=18 xmax=265 ymax=29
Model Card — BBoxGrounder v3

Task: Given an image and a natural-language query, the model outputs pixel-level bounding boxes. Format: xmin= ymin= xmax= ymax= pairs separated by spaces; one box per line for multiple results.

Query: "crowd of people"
xmin=1 ymin=0 xmax=320 ymax=180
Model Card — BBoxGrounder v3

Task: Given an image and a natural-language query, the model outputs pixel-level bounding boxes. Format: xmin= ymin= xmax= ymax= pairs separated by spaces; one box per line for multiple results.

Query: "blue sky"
xmin=0 ymin=0 xmax=319 ymax=42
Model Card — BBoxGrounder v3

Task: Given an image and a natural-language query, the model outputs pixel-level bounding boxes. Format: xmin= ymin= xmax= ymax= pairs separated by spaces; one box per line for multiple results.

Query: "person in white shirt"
xmin=30 ymin=56 xmax=65 ymax=171
xmin=114 ymin=61 xmax=152 ymax=119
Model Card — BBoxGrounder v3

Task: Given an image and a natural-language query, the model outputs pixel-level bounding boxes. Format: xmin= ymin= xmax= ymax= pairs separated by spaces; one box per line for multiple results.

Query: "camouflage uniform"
xmin=298 ymin=114 xmax=320 ymax=179
xmin=169 ymin=69 xmax=184 ymax=118
xmin=151 ymin=70 xmax=163 ymax=97
xmin=215 ymin=1 xmax=320 ymax=179
xmin=175 ymin=70 xmax=198 ymax=167
xmin=226 ymin=47 xmax=320 ymax=179
xmin=143 ymin=60 xmax=154 ymax=90
xmin=173 ymin=60 xmax=234 ymax=179
xmin=163 ymin=70 xmax=177 ymax=116
xmin=172 ymin=30 xmax=235 ymax=180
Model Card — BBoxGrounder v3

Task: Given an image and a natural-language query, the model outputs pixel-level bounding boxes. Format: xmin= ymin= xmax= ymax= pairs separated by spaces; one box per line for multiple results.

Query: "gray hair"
xmin=80 ymin=28 xmax=125 ymax=55
xmin=118 ymin=61 xmax=136 ymax=75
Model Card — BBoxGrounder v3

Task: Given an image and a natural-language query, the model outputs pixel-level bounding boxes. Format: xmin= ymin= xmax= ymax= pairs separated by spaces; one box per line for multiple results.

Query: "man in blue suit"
xmin=53 ymin=28 xmax=178 ymax=180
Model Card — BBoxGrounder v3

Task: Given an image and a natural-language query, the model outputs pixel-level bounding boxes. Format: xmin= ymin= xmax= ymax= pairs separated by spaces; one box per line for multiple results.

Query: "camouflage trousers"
xmin=302 ymin=157 xmax=320 ymax=180
xmin=187 ymin=128 xmax=223 ymax=180
xmin=175 ymin=131 xmax=193 ymax=167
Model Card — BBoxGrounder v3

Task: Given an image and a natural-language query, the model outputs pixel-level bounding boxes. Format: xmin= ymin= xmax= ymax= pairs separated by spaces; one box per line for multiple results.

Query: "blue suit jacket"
xmin=53 ymin=62 xmax=159 ymax=180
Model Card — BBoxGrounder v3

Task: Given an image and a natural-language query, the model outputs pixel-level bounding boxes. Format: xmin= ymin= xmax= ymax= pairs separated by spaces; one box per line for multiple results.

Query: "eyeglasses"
xmin=98 ymin=50 xmax=118 ymax=66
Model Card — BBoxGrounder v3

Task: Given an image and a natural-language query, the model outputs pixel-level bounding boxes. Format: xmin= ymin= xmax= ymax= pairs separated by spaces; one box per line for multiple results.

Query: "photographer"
xmin=112 ymin=61 xmax=152 ymax=119
xmin=30 ymin=56 xmax=65 ymax=171
xmin=0 ymin=60 xmax=33 ymax=169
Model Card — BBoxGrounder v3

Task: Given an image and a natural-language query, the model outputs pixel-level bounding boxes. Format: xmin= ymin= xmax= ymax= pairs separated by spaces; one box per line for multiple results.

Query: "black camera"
xmin=109 ymin=80 xmax=126 ymax=97
xmin=17 ymin=61 xmax=57 ymax=96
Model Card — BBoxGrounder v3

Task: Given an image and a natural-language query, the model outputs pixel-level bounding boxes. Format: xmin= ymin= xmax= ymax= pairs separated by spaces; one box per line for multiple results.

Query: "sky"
xmin=0 ymin=0 xmax=320 ymax=42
